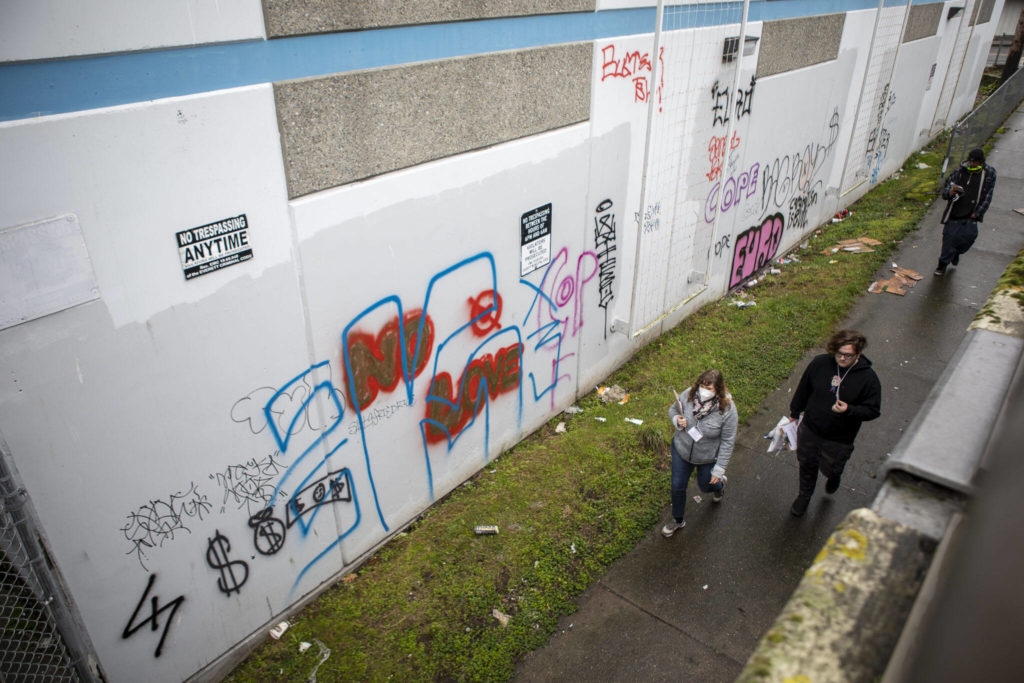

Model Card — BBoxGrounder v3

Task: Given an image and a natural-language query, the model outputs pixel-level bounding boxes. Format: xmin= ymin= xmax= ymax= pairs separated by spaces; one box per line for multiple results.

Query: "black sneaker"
xmin=825 ymin=476 xmax=841 ymax=494
xmin=933 ymin=261 xmax=947 ymax=276
xmin=790 ymin=495 xmax=810 ymax=517
xmin=952 ymin=253 xmax=959 ymax=266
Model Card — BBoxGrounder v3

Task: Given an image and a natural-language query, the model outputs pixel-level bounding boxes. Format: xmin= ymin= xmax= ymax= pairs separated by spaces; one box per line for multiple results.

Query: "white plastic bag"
xmin=765 ymin=416 xmax=798 ymax=452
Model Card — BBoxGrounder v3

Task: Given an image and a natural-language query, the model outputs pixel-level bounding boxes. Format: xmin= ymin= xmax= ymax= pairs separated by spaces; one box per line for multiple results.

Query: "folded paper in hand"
xmin=765 ymin=417 xmax=798 ymax=452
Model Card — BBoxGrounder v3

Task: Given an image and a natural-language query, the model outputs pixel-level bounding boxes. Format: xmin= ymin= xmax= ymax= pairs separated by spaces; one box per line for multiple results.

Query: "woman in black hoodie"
xmin=788 ymin=329 xmax=881 ymax=516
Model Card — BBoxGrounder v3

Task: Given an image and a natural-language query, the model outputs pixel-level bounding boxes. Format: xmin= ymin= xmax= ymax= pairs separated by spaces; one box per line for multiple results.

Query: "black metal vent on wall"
xmin=723 ymin=35 xmax=759 ymax=63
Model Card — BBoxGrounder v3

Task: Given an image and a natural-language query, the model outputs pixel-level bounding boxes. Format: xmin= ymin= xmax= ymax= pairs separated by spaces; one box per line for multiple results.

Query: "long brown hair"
xmin=688 ymin=369 xmax=731 ymax=413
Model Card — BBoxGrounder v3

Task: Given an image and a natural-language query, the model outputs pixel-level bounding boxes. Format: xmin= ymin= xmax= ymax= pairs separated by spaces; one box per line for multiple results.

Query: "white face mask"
xmin=698 ymin=387 xmax=716 ymax=402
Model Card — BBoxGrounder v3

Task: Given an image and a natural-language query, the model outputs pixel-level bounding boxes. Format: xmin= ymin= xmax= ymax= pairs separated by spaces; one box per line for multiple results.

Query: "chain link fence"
xmin=943 ymin=65 xmax=1024 ymax=176
xmin=1 ymin=461 xmax=86 ymax=682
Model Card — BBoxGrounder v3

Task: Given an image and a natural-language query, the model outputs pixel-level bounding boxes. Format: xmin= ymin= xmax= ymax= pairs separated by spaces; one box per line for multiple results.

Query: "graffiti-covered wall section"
xmin=0 ymin=1 xmax=1003 ymax=681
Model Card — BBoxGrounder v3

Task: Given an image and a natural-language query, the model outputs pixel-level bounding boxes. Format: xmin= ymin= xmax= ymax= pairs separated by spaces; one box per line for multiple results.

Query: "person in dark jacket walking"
xmin=935 ymin=148 xmax=996 ymax=276
xmin=788 ymin=330 xmax=881 ymax=517
xmin=662 ymin=369 xmax=738 ymax=537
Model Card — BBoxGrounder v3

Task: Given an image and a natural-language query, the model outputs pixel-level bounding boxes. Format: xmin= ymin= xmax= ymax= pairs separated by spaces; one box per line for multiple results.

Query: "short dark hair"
xmin=967 ymin=148 xmax=985 ymax=163
xmin=826 ymin=329 xmax=867 ymax=355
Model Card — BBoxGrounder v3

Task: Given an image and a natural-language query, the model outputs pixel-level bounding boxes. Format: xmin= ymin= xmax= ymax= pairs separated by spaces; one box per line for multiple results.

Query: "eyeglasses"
xmin=835 ymin=351 xmax=857 ymax=360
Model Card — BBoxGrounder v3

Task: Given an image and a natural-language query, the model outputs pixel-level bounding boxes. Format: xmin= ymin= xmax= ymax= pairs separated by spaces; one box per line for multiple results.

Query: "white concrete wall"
xmin=0 ymin=3 xmax=1003 ymax=681
xmin=0 ymin=0 xmax=265 ymax=62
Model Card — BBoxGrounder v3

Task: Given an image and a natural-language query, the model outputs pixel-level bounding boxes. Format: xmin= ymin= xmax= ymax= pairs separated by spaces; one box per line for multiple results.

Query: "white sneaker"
xmin=712 ymin=475 xmax=728 ymax=503
xmin=661 ymin=519 xmax=686 ymax=537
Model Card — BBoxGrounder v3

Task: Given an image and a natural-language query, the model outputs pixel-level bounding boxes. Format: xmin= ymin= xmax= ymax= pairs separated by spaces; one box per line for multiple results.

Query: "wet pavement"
xmin=514 ymin=104 xmax=1024 ymax=682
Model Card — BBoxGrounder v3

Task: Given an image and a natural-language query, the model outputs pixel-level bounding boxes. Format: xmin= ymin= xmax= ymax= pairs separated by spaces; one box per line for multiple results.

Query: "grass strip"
xmin=226 ymin=137 xmax=950 ymax=682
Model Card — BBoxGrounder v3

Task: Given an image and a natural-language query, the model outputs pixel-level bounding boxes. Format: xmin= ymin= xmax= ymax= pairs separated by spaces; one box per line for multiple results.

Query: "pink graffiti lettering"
xmin=533 ymin=247 xmax=600 ymax=339
xmin=730 ymin=214 xmax=784 ymax=289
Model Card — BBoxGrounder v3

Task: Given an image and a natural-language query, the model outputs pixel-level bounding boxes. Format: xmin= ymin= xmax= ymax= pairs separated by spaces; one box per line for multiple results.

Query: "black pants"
xmin=796 ymin=423 xmax=854 ymax=497
xmin=939 ymin=218 xmax=978 ymax=265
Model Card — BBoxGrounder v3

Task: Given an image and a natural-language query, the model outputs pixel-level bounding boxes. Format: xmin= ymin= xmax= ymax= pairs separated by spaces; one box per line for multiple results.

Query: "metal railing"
xmin=943 ymin=65 xmax=1024 ymax=175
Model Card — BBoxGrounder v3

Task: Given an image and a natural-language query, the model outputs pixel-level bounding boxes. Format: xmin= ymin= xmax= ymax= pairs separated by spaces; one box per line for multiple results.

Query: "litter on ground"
xmin=555 ymin=422 xmax=566 ymax=433
xmin=307 ymin=640 xmax=331 ymax=683
xmin=822 ymin=236 xmax=880 ymax=254
xmin=597 ymin=384 xmax=629 ymax=404
xmin=269 ymin=621 xmax=290 ymax=640
xmin=869 ymin=265 xmax=923 ymax=296
xmin=624 ymin=418 xmax=643 ymax=425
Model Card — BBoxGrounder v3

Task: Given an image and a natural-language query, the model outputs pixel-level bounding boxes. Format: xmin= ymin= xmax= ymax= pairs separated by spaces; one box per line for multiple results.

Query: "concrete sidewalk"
xmin=514 ymin=107 xmax=1024 ymax=682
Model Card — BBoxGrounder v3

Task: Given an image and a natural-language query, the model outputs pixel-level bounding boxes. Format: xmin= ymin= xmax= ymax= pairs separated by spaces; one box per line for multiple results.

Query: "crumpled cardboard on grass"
xmin=821 ymin=236 xmax=880 ymax=254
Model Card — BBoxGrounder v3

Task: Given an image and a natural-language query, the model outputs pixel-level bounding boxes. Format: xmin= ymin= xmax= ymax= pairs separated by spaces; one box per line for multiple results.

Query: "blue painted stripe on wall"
xmin=0 ymin=0 xmax=925 ymax=122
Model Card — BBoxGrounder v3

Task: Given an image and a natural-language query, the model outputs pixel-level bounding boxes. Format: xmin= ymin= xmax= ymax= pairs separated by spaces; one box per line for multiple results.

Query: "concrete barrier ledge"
xmin=737 ymin=508 xmax=935 ymax=683
xmin=880 ymin=327 xmax=1024 ymax=494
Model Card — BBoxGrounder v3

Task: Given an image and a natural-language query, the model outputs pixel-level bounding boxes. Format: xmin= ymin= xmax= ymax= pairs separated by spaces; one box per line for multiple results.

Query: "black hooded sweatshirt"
xmin=789 ymin=353 xmax=881 ymax=444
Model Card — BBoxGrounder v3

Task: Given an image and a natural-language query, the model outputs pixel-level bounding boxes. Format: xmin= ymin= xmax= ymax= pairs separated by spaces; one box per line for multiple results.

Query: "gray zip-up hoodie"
xmin=668 ymin=388 xmax=738 ymax=478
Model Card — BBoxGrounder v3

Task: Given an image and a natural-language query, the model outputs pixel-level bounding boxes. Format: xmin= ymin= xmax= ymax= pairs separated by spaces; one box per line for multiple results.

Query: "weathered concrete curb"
xmin=737 ymin=508 xmax=934 ymax=683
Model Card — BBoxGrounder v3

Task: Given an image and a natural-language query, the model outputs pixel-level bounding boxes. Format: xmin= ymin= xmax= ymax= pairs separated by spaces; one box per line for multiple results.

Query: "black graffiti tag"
xmin=206 ymin=530 xmax=250 ymax=596
xmin=248 ymin=507 xmax=286 ymax=556
xmin=122 ymin=574 xmax=185 ymax=658
xmin=593 ymin=198 xmax=617 ymax=339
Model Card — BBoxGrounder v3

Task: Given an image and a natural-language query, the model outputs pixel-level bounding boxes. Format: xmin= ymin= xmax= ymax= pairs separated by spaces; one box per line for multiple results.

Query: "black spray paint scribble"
xmin=121 ymin=482 xmax=212 ymax=571
xmin=208 ymin=453 xmax=288 ymax=514
xmin=285 ymin=469 xmax=353 ymax=529
xmin=122 ymin=573 xmax=185 ymax=658
xmin=248 ymin=507 xmax=286 ymax=556
xmin=710 ymin=76 xmax=756 ymax=128
xmin=206 ymin=530 xmax=249 ymax=597
xmin=231 ymin=371 xmax=344 ymax=438
xmin=593 ymin=199 xmax=616 ymax=338
xmin=760 ymin=107 xmax=841 ymax=222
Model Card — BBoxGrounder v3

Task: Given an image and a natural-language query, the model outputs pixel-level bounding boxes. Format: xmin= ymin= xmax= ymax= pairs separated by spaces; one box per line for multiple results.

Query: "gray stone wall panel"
xmin=263 ymin=0 xmax=596 ymax=38
xmin=902 ymin=3 xmax=942 ymax=43
xmin=972 ymin=0 xmax=997 ymax=25
xmin=275 ymin=43 xmax=592 ymax=198
xmin=755 ymin=13 xmax=845 ymax=79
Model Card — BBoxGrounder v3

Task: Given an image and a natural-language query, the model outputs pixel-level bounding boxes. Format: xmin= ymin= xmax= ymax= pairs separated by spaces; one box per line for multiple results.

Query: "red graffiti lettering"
xmin=344 ymin=310 xmax=434 ymax=411
xmin=600 ymin=45 xmax=651 ymax=81
xmin=600 ymin=44 xmax=665 ymax=111
xmin=467 ymin=290 xmax=502 ymax=337
xmin=423 ymin=343 xmax=522 ymax=444
xmin=706 ymin=131 xmax=742 ymax=182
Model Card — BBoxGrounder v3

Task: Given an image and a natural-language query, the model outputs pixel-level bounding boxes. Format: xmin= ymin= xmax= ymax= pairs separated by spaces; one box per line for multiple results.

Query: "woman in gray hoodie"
xmin=662 ymin=368 xmax=738 ymax=537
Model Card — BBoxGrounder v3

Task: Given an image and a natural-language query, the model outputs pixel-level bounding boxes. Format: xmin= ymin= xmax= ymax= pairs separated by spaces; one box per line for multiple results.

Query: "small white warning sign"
xmin=176 ymin=214 xmax=253 ymax=280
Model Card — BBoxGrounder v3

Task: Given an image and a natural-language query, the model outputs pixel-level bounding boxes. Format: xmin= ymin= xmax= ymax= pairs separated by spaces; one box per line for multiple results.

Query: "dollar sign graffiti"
xmin=206 ymin=530 xmax=249 ymax=596
xmin=248 ymin=508 xmax=285 ymax=556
